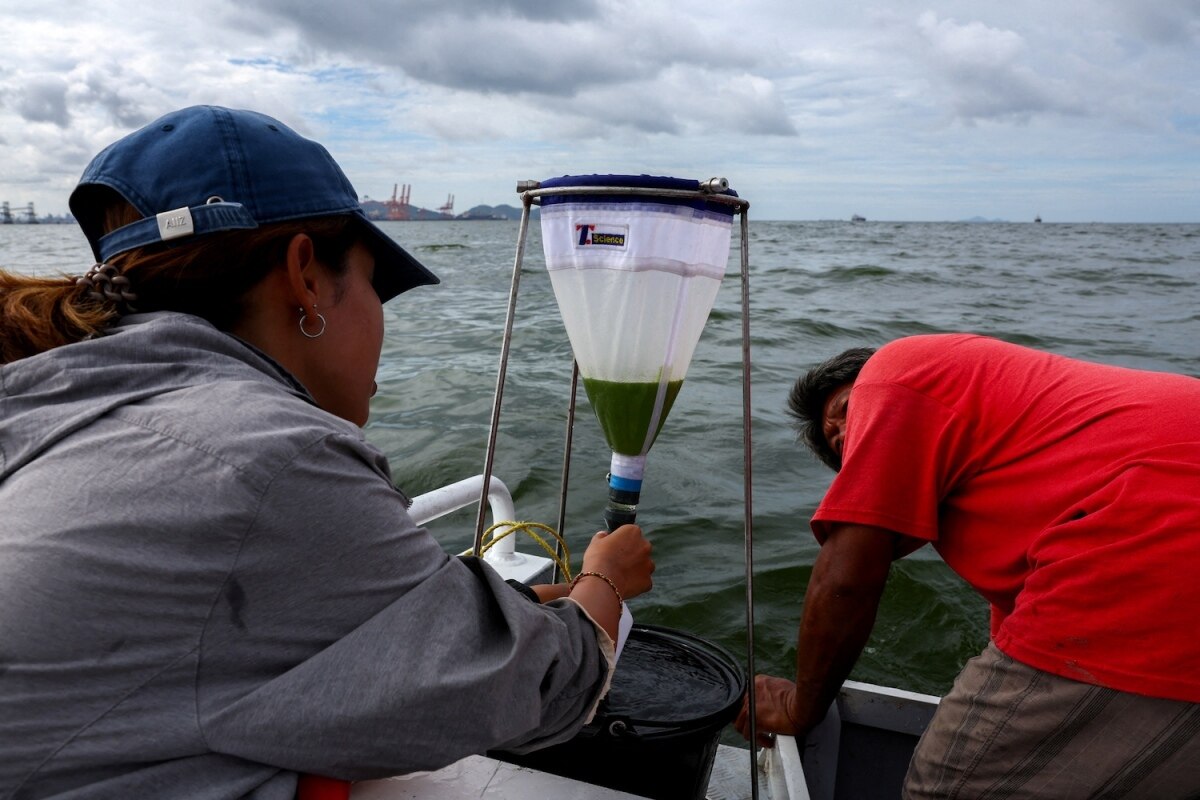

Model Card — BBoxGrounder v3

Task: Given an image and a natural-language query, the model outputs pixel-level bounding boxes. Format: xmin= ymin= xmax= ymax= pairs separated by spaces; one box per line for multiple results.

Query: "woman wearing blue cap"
xmin=0 ymin=106 xmax=654 ymax=798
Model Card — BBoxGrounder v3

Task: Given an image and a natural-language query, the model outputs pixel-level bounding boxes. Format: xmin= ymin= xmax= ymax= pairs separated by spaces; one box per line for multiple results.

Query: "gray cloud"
xmin=236 ymin=1 xmax=776 ymax=108
xmin=1101 ymin=0 xmax=1200 ymax=47
xmin=72 ymin=69 xmax=158 ymax=129
xmin=911 ymin=12 xmax=1083 ymax=124
xmin=222 ymin=0 xmax=797 ymax=137
xmin=17 ymin=77 xmax=70 ymax=126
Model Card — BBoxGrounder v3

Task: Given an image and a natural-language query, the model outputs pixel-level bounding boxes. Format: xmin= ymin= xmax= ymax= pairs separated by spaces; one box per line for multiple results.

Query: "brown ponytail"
xmin=0 ymin=271 xmax=118 ymax=364
xmin=0 ymin=194 xmax=357 ymax=365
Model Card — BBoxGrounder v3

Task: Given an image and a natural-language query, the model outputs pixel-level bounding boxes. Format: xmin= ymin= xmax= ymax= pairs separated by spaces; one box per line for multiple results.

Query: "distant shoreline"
xmin=6 ymin=215 xmax=1196 ymax=226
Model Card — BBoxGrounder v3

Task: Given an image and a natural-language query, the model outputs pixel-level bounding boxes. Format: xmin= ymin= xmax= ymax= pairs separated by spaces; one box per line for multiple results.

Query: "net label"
xmin=575 ymin=223 xmax=628 ymax=248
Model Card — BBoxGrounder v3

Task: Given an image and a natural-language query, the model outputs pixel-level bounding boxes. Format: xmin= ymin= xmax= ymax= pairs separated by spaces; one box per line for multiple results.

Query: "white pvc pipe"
xmin=409 ymin=475 xmax=518 ymax=556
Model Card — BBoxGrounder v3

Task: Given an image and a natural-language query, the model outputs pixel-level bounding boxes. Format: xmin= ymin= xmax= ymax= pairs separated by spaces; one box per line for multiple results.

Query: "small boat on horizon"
xmin=850 ymin=214 xmax=866 ymax=222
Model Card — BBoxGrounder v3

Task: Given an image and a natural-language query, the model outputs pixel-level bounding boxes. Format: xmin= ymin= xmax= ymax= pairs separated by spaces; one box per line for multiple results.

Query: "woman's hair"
xmin=787 ymin=346 xmax=876 ymax=471
xmin=0 ymin=191 xmax=360 ymax=365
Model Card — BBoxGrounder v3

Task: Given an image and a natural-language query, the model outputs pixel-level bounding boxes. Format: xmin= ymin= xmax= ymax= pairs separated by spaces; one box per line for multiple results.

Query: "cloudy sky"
xmin=1 ymin=0 xmax=1197 ymax=222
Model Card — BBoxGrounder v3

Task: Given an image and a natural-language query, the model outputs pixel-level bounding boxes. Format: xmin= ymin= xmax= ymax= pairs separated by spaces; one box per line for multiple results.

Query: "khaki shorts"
xmin=904 ymin=642 xmax=1200 ymax=799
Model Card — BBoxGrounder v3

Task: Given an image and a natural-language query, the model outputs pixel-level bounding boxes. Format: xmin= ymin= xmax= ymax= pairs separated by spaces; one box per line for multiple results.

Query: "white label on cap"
xmin=157 ymin=207 xmax=195 ymax=241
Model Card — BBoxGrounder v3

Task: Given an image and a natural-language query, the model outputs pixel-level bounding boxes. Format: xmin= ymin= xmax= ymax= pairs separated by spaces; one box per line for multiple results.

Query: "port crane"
xmin=0 ymin=201 xmax=37 ymax=223
xmin=386 ymin=184 xmax=411 ymax=221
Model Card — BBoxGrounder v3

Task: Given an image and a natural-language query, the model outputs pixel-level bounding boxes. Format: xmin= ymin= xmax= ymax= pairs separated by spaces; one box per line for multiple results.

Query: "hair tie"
xmin=76 ymin=263 xmax=139 ymax=314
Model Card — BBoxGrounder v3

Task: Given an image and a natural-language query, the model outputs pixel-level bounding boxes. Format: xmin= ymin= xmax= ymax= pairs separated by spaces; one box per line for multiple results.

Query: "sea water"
xmin=4 ymin=219 xmax=1198 ymax=727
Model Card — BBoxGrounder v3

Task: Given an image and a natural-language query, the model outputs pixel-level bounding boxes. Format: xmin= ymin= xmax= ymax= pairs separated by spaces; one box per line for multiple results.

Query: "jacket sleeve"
xmin=195 ymin=431 xmax=610 ymax=779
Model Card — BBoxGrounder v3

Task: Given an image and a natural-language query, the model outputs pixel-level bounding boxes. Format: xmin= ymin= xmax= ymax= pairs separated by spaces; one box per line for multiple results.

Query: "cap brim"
xmin=351 ymin=210 xmax=440 ymax=302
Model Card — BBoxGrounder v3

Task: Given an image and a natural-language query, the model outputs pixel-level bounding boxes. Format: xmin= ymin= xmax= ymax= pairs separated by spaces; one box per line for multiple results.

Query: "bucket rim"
xmin=593 ymin=623 xmax=747 ymax=733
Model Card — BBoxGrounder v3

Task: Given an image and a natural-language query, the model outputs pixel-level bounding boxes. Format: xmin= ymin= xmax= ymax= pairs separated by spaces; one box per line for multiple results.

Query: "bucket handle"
xmin=603 ymin=716 xmax=637 ymax=738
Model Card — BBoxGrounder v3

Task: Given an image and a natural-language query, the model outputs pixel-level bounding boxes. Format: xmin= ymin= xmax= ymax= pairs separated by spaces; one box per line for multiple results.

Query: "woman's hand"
xmin=580 ymin=524 xmax=654 ymax=601
xmin=568 ymin=525 xmax=654 ymax=641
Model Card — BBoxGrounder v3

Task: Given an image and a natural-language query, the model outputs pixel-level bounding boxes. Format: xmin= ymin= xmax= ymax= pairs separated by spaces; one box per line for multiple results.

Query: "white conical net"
xmin=541 ymin=197 xmax=733 ymax=458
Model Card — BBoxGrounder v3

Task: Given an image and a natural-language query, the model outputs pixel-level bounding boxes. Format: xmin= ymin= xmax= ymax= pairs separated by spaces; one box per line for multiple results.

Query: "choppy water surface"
xmin=5 ymin=220 xmax=1198 ymax=721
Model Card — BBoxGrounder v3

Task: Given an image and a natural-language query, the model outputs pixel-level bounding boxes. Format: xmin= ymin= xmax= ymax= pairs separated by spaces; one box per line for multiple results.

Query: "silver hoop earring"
xmin=299 ymin=307 xmax=327 ymax=339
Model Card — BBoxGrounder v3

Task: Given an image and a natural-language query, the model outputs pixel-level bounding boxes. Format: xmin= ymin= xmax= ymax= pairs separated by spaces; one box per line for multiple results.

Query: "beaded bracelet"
xmin=570 ymin=571 xmax=624 ymax=610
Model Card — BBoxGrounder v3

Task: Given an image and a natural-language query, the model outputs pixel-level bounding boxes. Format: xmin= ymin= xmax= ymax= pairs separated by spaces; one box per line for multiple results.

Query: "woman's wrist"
xmin=530 ymin=582 xmax=572 ymax=603
xmin=570 ymin=571 xmax=624 ymax=612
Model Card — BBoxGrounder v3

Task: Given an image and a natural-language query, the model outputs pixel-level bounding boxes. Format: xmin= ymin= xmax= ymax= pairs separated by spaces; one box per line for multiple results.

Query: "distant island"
xmin=359 ymin=199 xmax=534 ymax=222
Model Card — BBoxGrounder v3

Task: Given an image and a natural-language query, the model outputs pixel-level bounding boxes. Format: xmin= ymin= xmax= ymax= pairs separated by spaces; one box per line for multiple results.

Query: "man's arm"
xmin=735 ymin=522 xmax=897 ymax=746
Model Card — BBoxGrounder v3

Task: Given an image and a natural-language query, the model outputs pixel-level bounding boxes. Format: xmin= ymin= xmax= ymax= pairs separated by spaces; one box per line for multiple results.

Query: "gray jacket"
xmin=0 ymin=312 xmax=609 ymax=799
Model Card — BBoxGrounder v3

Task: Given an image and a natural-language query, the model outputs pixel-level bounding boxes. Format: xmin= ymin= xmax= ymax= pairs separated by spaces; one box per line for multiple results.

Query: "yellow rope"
xmin=464 ymin=521 xmax=573 ymax=582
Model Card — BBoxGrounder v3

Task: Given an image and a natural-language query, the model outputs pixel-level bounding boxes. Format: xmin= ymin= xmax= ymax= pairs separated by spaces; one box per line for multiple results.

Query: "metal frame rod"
xmin=473 ymin=196 xmax=533 ymax=555
xmin=553 ymin=360 xmax=581 ymax=582
xmin=738 ymin=208 xmax=760 ymax=800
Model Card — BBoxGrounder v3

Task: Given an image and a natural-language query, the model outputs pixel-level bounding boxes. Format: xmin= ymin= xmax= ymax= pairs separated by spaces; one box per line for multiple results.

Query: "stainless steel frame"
xmin=472 ymin=179 xmax=760 ymax=798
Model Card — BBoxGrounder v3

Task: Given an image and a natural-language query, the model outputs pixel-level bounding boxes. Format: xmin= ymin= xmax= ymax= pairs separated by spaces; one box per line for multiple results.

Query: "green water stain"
xmin=582 ymin=378 xmax=683 ymax=456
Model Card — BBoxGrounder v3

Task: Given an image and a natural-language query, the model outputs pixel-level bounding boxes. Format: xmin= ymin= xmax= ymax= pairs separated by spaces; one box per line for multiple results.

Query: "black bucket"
xmin=493 ymin=624 xmax=746 ymax=800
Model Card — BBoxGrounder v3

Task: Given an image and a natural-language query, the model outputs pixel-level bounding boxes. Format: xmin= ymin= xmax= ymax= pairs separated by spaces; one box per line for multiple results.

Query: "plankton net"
xmin=537 ymin=175 xmax=739 ymax=530
xmin=469 ymin=174 xmax=762 ymax=799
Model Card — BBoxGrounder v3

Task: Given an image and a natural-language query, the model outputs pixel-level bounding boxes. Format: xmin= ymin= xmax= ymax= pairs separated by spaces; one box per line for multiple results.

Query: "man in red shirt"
xmin=736 ymin=333 xmax=1200 ymax=798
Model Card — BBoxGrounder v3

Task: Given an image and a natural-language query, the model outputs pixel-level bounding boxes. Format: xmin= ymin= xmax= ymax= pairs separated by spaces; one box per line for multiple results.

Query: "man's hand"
xmin=734 ymin=675 xmax=803 ymax=748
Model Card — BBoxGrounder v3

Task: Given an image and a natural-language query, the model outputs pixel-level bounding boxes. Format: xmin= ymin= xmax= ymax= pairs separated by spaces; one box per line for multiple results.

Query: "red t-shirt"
xmin=813 ymin=333 xmax=1200 ymax=702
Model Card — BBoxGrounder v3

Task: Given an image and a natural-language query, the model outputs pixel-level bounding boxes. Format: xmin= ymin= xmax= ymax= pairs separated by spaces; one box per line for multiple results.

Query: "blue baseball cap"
xmin=69 ymin=105 xmax=439 ymax=302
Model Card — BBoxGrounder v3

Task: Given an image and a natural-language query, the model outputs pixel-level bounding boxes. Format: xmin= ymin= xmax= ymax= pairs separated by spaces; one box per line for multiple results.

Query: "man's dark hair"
xmin=787 ymin=347 xmax=876 ymax=471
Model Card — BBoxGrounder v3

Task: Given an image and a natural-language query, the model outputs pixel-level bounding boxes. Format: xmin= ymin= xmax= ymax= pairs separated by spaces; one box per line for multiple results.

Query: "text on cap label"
xmin=157 ymin=207 xmax=195 ymax=242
